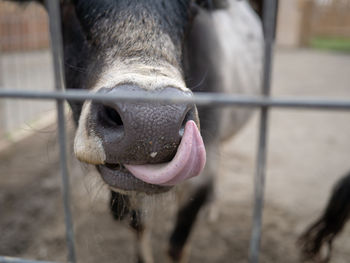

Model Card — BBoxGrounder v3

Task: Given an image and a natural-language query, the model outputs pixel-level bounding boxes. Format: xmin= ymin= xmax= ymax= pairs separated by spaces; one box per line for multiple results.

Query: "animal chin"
xmin=98 ymin=120 xmax=206 ymax=193
xmin=98 ymin=164 xmax=170 ymax=194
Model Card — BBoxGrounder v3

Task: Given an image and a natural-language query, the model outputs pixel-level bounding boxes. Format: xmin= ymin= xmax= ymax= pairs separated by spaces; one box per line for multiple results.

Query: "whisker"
xmin=186 ymin=69 xmax=209 ymax=91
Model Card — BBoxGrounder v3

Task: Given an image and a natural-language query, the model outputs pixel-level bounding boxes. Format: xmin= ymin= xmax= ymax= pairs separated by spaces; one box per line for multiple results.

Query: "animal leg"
xmin=130 ymin=210 xmax=154 ymax=263
xmin=298 ymin=171 xmax=350 ymax=262
xmin=110 ymin=191 xmax=153 ymax=263
xmin=168 ymin=182 xmax=213 ymax=262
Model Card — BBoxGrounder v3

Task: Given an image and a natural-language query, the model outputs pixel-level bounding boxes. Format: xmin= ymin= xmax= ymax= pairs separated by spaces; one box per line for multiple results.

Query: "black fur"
xmin=110 ymin=190 xmax=130 ymax=220
xmin=168 ymin=183 xmax=213 ymax=261
xmin=248 ymin=0 xmax=263 ymax=18
xmin=298 ymin=171 xmax=350 ymax=262
xmin=74 ymin=0 xmax=190 ymax=67
xmin=61 ymin=2 xmax=88 ymax=123
xmin=110 ymin=191 xmax=145 ymax=263
xmin=130 ymin=209 xmax=144 ymax=235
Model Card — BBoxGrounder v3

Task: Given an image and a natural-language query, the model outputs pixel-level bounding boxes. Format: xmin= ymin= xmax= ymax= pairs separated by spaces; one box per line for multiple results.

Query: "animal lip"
xmin=98 ymin=164 xmax=171 ymax=194
xmin=124 ymin=120 xmax=206 ymax=186
xmin=105 ymin=163 xmax=128 ymax=172
xmin=105 ymin=163 xmax=123 ymax=170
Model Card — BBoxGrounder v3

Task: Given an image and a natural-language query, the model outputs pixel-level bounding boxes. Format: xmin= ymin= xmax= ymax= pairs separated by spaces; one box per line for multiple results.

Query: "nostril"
xmin=99 ymin=105 xmax=123 ymax=128
xmin=103 ymin=106 xmax=124 ymax=127
xmin=179 ymin=106 xmax=196 ymax=137
xmin=93 ymin=102 xmax=125 ymax=145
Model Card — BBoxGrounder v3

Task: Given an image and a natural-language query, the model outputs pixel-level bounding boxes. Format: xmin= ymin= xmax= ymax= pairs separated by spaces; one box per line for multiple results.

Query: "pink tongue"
xmin=124 ymin=120 xmax=206 ymax=186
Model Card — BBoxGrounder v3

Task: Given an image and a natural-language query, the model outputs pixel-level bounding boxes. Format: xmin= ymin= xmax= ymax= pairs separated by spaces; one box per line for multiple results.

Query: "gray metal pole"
xmin=45 ymin=0 xmax=76 ymax=262
xmin=249 ymin=0 xmax=278 ymax=262
xmin=2 ymin=89 xmax=350 ymax=111
xmin=0 ymin=256 xmax=58 ymax=263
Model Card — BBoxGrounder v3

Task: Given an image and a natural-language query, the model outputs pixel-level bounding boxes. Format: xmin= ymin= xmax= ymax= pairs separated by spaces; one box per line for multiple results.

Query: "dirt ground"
xmin=1 ymin=49 xmax=350 ymax=263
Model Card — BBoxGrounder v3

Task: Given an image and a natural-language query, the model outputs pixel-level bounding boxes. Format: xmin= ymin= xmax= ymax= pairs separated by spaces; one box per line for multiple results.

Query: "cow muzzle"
xmin=74 ymin=85 xmax=206 ymax=193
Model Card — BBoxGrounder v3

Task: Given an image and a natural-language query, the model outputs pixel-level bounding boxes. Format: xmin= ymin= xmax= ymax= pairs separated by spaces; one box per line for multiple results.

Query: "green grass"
xmin=310 ymin=37 xmax=350 ymax=52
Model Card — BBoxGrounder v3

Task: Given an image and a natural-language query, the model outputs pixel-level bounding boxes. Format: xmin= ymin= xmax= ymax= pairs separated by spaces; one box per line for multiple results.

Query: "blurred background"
xmin=0 ymin=0 xmax=350 ymax=262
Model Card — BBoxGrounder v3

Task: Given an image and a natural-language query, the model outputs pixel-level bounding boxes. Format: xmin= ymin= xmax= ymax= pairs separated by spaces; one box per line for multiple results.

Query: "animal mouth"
xmin=98 ymin=120 xmax=206 ymax=193
xmin=98 ymin=163 xmax=169 ymax=194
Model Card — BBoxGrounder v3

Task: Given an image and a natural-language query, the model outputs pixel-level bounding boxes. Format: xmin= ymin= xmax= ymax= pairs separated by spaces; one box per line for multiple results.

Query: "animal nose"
xmin=90 ymin=85 xmax=199 ymax=164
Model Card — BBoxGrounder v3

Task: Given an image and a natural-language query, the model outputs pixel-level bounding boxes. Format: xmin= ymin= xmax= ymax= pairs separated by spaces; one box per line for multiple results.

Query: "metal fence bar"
xmin=249 ymin=0 xmax=278 ymax=262
xmin=1 ymin=89 xmax=350 ymax=110
xmin=0 ymin=260 xmax=51 ymax=263
xmin=46 ymin=0 xmax=76 ymax=262
xmin=0 ymin=256 xmax=58 ymax=263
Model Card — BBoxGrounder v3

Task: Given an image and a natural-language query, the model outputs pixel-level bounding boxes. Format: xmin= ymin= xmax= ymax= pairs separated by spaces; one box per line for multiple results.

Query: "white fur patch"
xmin=211 ymin=0 xmax=264 ymax=139
xmin=92 ymin=60 xmax=187 ymax=92
xmin=212 ymin=0 xmax=263 ymax=95
xmin=74 ymin=101 xmax=106 ymax=164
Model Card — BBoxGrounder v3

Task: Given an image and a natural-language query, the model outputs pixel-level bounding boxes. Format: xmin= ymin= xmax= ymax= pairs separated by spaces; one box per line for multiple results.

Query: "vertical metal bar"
xmin=45 ymin=1 xmax=76 ymax=262
xmin=0 ymin=48 xmax=4 ymax=137
xmin=249 ymin=0 xmax=278 ymax=262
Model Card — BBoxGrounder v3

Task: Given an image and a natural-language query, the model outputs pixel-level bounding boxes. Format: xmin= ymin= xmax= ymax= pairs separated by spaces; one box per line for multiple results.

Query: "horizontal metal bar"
xmin=0 ymin=256 xmax=58 ymax=263
xmin=0 ymin=89 xmax=350 ymax=111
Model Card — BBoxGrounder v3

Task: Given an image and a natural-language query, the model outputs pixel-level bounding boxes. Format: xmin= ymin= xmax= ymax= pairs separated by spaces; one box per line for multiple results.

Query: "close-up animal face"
xmin=6 ymin=0 xmax=264 ymax=197
xmin=61 ymin=0 xmax=211 ymax=194
xmin=3 ymin=1 xmax=350 ymax=263
xmin=2 ymin=0 xmax=266 ymax=262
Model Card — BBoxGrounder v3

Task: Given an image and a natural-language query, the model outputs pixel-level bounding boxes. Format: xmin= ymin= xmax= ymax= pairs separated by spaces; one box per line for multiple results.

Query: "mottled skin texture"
xmin=9 ymin=0 xmax=263 ymax=262
xmin=91 ymin=87 xmax=195 ymax=165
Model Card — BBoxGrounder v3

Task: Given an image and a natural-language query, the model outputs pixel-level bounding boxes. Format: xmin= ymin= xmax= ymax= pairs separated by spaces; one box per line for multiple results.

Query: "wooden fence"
xmin=0 ymin=2 xmax=53 ymax=138
xmin=0 ymin=2 xmax=49 ymax=52
xmin=300 ymin=0 xmax=350 ymax=45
